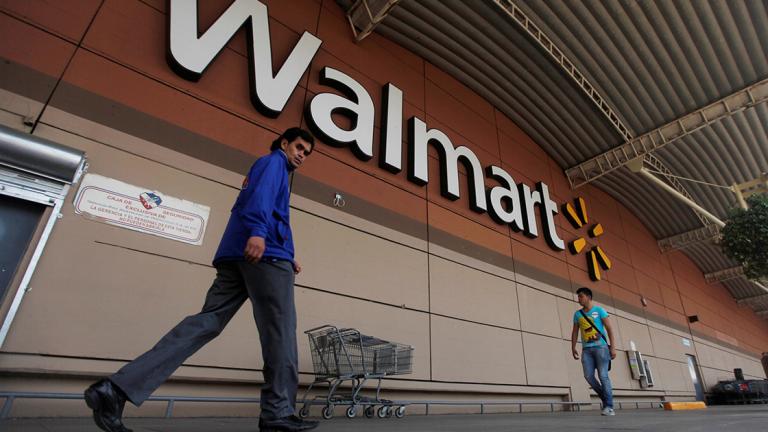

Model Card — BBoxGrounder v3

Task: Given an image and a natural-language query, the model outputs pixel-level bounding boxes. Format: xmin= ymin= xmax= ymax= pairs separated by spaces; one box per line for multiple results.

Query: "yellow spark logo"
xmin=562 ymin=198 xmax=612 ymax=281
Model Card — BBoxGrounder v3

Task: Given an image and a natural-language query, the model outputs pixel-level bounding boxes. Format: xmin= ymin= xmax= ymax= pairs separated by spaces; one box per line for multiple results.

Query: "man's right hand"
xmin=245 ymin=236 xmax=266 ymax=263
xmin=572 ymin=347 xmax=580 ymax=360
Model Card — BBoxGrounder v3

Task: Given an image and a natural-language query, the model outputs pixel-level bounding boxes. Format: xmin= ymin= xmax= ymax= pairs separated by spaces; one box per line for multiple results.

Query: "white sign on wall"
xmin=74 ymin=174 xmax=210 ymax=245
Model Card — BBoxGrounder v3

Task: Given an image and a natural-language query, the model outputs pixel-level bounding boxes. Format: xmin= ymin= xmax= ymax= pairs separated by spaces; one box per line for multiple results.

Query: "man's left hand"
xmin=293 ymin=259 xmax=302 ymax=274
xmin=610 ymin=348 xmax=617 ymax=360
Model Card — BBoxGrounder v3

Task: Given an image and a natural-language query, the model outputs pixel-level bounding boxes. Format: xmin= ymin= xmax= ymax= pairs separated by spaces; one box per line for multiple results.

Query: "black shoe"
xmin=84 ymin=379 xmax=133 ymax=432
xmin=259 ymin=414 xmax=319 ymax=431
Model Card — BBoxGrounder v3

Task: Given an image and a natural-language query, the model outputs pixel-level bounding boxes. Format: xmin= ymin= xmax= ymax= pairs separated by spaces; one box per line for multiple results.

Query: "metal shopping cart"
xmin=298 ymin=325 xmax=414 ymax=420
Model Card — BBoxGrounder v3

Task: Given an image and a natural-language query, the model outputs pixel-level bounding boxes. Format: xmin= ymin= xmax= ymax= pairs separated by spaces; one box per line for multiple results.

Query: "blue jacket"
xmin=213 ymin=150 xmax=294 ymax=265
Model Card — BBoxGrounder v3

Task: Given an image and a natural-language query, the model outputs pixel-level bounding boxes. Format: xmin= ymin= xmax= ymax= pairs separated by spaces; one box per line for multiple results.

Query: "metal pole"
xmin=165 ymin=400 xmax=175 ymax=418
xmin=638 ymin=168 xmax=725 ymax=227
xmin=1 ymin=397 xmax=14 ymax=419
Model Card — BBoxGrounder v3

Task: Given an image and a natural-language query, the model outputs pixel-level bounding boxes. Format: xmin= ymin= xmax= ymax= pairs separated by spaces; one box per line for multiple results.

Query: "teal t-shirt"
xmin=573 ymin=306 xmax=608 ymax=347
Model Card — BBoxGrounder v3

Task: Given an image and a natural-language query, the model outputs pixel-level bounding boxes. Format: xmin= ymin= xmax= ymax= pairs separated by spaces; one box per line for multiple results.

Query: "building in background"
xmin=0 ymin=0 xmax=766 ymax=418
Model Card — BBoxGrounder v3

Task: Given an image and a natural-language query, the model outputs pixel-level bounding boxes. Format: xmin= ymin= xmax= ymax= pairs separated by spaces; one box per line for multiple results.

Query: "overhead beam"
xmin=639 ymin=154 xmax=716 ymax=227
xmin=494 ymin=1 xmax=709 ymax=227
xmin=705 ymin=266 xmax=745 ymax=284
xmin=658 ymin=225 xmax=721 ymax=252
xmin=566 ymin=78 xmax=768 ymax=188
xmin=346 ymin=0 xmax=401 ymax=42
xmin=733 ymin=172 xmax=768 ymax=209
xmin=493 ymin=0 xmax=633 ymax=142
xmin=737 ymin=292 xmax=768 ymax=305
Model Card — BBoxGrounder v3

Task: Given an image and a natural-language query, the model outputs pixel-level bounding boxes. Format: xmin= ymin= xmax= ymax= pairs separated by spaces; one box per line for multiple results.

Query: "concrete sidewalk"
xmin=2 ymin=405 xmax=767 ymax=431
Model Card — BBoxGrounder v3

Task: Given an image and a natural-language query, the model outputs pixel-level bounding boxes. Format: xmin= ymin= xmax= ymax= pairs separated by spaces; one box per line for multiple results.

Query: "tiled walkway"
xmin=3 ymin=404 xmax=768 ymax=431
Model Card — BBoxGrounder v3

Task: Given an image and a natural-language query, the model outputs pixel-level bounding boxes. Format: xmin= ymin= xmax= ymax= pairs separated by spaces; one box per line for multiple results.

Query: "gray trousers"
xmin=109 ymin=259 xmax=298 ymax=420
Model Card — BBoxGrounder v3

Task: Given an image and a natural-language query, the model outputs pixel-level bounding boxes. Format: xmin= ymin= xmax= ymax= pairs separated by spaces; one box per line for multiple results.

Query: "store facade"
xmin=0 ymin=0 xmax=766 ymax=417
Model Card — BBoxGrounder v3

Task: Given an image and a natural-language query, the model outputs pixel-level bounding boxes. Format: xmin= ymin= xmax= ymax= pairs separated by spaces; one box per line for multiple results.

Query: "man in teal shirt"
xmin=571 ymin=287 xmax=617 ymax=416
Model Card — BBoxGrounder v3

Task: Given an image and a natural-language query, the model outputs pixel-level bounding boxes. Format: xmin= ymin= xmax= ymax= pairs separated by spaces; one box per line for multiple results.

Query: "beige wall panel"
xmin=745 ymin=359 xmax=766 ymax=378
xmin=652 ymin=358 xmax=690 ymax=392
xmin=522 ymin=333 xmax=569 ymax=387
xmin=428 ymin=242 xmax=517 ymax=283
xmin=431 ymin=316 xmax=526 ymax=385
xmin=695 ymin=347 xmax=764 ymax=382
xmin=429 ymin=255 xmax=519 ymax=329
xmin=556 ymin=297 xmax=580 ymax=340
xmin=564 ymin=345 xmax=592 ymax=401
xmin=41 ymin=108 xmax=244 ymax=188
xmin=699 ymin=343 xmax=732 ymax=371
xmin=517 ymin=285 xmax=562 ymax=338
xmin=514 ymin=273 xmax=571 ymax=300
xmin=693 ymin=342 xmax=718 ymax=369
xmin=648 ymin=327 xmax=695 ymax=362
xmin=2 ymin=241 xmax=271 ymax=371
xmin=614 ymin=316 xmax=654 ymax=356
xmin=722 ymin=351 xmax=739 ymax=375
xmin=726 ymin=353 xmax=763 ymax=379
xmin=291 ymin=195 xmax=427 ymax=252
xmin=609 ymin=350 xmax=639 ymax=390
xmin=647 ymin=319 xmax=692 ymax=340
xmin=611 ymin=305 xmax=646 ymax=327
xmin=292 ymin=210 xmax=429 ymax=311
xmin=696 ymin=340 xmax=764 ymax=374
xmin=602 ymin=307 xmax=625 ymax=351
xmin=0 ymin=88 xmax=42 ymax=132
xmin=33 ymin=124 xmax=237 ymax=265
xmin=700 ymin=366 xmax=734 ymax=390
xmin=295 ymin=287 xmax=430 ymax=381
xmin=0 ymin=109 xmax=32 ymax=132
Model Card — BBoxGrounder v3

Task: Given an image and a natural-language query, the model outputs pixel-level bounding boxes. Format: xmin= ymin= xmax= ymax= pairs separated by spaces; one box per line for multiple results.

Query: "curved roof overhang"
xmin=340 ymin=0 xmax=768 ymax=315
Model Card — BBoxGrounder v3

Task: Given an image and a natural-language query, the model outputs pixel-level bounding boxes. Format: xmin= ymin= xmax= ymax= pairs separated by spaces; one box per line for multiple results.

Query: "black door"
xmin=0 ymin=194 xmax=46 ymax=303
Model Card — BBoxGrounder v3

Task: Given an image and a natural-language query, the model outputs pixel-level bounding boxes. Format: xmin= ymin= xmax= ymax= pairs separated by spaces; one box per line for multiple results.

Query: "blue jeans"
xmin=581 ymin=345 xmax=613 ymax=408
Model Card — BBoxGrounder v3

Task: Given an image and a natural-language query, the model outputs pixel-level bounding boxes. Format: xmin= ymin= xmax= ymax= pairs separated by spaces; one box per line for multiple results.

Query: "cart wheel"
xmin=322 ymin=405 xmax=334 ymax=420
xmin=364 ymin=406 xmax=375 ymax=418
xmin=377 ymin=405 xmax=388 ymax=418
xmin=299 ymin=406 xmax=310 ymax=418
xmin=395 ymin=406 xmax=406 ymax=418
xmin=346 ymin=405 xmax=357 ymax=419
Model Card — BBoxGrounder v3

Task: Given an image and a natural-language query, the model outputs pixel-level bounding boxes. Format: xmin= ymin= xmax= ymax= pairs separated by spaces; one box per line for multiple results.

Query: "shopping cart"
xmin=298 ymin=325 xmax=414 ymax=420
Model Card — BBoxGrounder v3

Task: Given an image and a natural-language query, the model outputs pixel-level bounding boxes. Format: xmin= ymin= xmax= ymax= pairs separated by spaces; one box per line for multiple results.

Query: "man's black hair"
xmin=271 ymin=127 xmax=315 ymax=152
xmin=576 ymin=287 xmax=593 ymax=299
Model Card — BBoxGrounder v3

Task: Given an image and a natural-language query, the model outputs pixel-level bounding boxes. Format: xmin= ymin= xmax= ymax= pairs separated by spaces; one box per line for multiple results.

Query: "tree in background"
xmin=721 ymin=193 xmax=768 ymax=280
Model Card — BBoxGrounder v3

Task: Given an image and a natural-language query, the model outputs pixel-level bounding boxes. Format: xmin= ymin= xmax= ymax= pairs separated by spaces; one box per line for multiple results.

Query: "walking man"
xmin=571 ymin=286 xmax=617 ymax=416
xmin=84 ymin=127 xmax=319 ymax=432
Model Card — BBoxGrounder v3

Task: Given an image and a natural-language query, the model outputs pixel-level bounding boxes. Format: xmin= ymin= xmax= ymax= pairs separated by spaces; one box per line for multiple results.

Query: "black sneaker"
xmin=258 ymin=414 xmax=319 ymax=431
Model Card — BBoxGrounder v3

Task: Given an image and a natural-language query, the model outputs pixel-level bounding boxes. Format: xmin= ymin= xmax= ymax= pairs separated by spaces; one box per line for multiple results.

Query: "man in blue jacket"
xmin=84 ymin=127 xmax=318 ymax=432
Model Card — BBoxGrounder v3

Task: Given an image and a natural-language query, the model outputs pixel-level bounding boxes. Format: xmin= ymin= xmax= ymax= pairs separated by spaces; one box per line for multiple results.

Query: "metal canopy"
xmin=0 ymin=125 xmax=85 ymax=185
xmin=339 ymin=0 xmax=768 ymax=315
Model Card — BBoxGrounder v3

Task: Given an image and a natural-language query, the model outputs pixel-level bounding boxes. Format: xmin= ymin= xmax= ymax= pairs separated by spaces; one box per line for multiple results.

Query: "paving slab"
xmin=2 ymin=405 xmax=768 ymax=432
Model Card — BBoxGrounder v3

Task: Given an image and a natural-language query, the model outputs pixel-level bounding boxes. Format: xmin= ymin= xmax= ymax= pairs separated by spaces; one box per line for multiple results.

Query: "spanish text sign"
xmin=74 ymin=174 xmax=209 ymax=245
